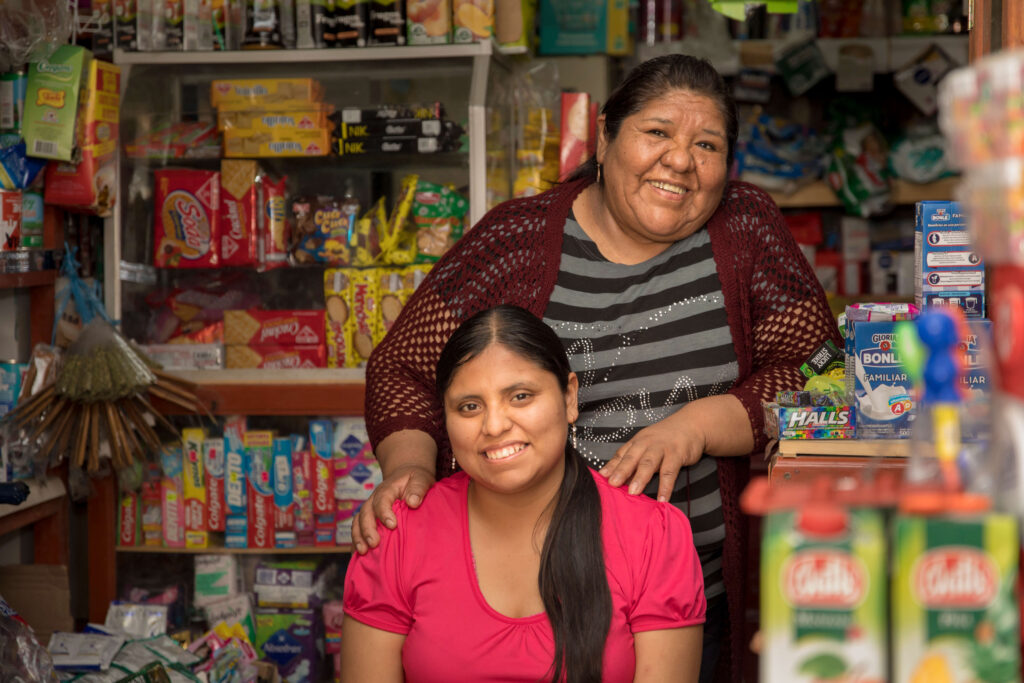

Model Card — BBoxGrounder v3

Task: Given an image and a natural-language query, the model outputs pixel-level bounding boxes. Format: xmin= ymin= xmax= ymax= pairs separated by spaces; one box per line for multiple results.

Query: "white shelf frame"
xmin=106 ymin=43 xmax=511 ymax=320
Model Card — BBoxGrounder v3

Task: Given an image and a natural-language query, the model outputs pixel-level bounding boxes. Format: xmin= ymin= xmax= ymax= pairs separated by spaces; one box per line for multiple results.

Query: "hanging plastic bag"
xmin=53 ymin=244 xmax=114 ymax=348
xmin=0 ymin=595 xmax=59 ymax=683
xmin=0 ymin=0 xmax=73 ymax=70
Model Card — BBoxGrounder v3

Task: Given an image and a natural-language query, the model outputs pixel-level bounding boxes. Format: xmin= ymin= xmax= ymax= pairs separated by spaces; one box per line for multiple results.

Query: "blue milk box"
xmin=914 ymin=200 xmax=985 ymax=317
xmin=845 ymin=319 xmax=915 ymax=439
xmin=961 ymin=319 xmax=993 ymax=439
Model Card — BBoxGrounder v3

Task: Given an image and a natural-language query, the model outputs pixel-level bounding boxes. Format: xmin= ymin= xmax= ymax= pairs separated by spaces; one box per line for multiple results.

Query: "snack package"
xmin=348 ymin=268 xmax=379 ymax=366
xmin=407 ymin=0 xmax=450 ymax=44
xmin=259 ymin=175 xmax=289 ymax=271
xmin=210 ymin=78 xmax=323 ymax=108
xmin=335 ymin=0 xmax=370 ymax=46
xmin=223 ymin=127 xmax=330 ymax=157
xmin=223 ymin=309 xmax=326 ymax=347
xmin=219 ymin=160 xmax=261 ymax=267
xmin=324 ymin=268 xmax=353 ymax=368
xmin=153 ymin=168 xmax=221 ymax=268
xmin=217 ymin=104 xmax=333 ymax=132
xmin=409 ymin=180 xmax=468 ymax=262
xmin=368 ymin=0 xmax=406 ymax=45
xmin=377 ymin=264 xmax=430 ymax=334
xmin=290 ymin=193 xmax=366 ymax=266
xmin=22 ymin=45 xmax=91 ymax=161
xmin=226 ymin=344 xmax=327 ymax=369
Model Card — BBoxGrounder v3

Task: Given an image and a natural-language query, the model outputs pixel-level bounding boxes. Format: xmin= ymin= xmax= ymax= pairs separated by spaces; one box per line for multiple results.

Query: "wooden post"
xmin=87 ymin=473 xmax=118 ymax=622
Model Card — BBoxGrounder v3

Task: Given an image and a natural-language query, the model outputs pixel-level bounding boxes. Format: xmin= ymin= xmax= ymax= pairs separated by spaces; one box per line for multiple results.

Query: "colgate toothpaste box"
xmin=335 ymin=500 xmax=359 ymax=546
xmin=245 ymin=430 xmax=275 ymax=550
xmin=292 ymin=449 xmax=314 ymax=540
xmin=119 ymin=489 xmax=140 ymax=547
xmin=219 ymin=160 xmax=261 ymax=267
xmin=333 ymin=417 xmax=380 ymax=502
xmin=204 ymin=437 xmax=226 ymax=532
xmin=182 ymin=427 xmax=208 ymax=548
xmin=273 ymin=437 xmax=295 ymax=546
xmin=141 ymin=463 xmax=162 ymax=547
xmin=309 ymin=420 xmax=334 ymax=516
xmin=224 ymin=416 xmax=248 ymax=515
xmin=226 ymin=515 xmax=248 ymax=549
xmin=153 ymin=168 xmax=220 ymax=268
xmin=223 ymin=309 xmax=326 ymax=347
xmin=160 ymin=447 xmax=185 ymax=548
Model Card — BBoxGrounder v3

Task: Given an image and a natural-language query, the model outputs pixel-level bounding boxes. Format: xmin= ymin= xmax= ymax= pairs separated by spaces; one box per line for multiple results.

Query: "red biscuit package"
xmin=260 ymin=174 xmax=289 ymax=271
xmin=220 ymin=160 xmax=261 ymax=267
xmin=154 ymin=168 xmax=220 ymax=268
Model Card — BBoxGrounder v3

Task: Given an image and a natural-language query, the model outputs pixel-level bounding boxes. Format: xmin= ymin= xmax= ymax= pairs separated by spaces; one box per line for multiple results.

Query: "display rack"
xmin=0 ymin=475 xmax=70 ymax=564
xmin=769 ymin=177 xmax=961 ymax=209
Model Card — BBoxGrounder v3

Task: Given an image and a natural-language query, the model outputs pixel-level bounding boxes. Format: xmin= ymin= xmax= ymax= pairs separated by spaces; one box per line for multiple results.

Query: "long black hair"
xmin=436 ymin=304 xmax=612 ymax=683
xmin=569 ymin=53 xmax=739 ymax=182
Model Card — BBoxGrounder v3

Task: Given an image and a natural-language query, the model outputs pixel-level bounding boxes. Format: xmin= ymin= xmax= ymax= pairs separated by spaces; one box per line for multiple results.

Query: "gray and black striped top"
xmin=543 ymin=216 xmax=738 ymax=600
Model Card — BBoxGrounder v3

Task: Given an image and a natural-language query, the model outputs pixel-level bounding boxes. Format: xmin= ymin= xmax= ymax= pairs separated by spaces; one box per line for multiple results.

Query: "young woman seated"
xmin=340 ymin=304 xmax=706 ymax=683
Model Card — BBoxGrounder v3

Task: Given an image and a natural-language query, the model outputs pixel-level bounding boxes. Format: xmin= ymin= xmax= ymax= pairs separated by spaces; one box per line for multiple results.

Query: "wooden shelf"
xmin=776 ymin=438 xmax=910 ymax=458
xmin=768 ymin=177 xmax=960 ymax=209
xmin=157 ymin=368 xmax=366 ymax=416
xmin=117 ymin=543 xmax=352 ymax=555
xmin=0 ymin=270 xmax=56 ymax=290
xmin=0 ymin=476 xmax=69 ymax=564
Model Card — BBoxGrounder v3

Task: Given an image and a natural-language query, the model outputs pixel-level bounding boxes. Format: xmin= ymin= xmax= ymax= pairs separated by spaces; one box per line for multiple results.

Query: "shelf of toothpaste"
xmin=43 ymin=556 xmax=346 ymax=683
xmin=117 ymin=417 xmax=379 ymax=552
xmin=112 ymin=0 xmax=508 ymax=51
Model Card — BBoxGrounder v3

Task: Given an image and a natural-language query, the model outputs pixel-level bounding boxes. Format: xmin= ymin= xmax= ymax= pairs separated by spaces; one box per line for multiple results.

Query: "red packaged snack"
xmin=260 ymin=174 xmax=289 ymax=271
xmin=153 ymin=168 xmax=220 ymax=268
xmin=220 ymin=160 xmax=261 ymax=267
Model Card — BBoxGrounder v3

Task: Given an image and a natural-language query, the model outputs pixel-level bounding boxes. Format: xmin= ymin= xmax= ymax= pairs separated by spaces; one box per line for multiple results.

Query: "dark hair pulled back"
xmin=436 ymin=305 xmax=612 ymax=683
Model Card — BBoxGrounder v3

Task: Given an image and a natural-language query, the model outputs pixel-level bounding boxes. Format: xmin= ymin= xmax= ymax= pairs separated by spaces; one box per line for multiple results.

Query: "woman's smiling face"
xmin=596 ymin=89 xmax=729 ymax=247
xmin=443 ymin=343 xmax=579 ymax=498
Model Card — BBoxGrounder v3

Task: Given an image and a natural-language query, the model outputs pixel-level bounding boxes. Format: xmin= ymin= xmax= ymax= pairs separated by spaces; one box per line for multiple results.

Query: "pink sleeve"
xmin=343 ymin=506 xmax=414 ymax=635
xmin=629 ymin=504 xmax=707 ymax=633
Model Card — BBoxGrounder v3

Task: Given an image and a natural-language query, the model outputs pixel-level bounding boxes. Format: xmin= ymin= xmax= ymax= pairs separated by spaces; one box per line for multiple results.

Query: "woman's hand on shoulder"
xmin=352 ymin=462 xmax=436 ymax=554
xmin=599 ymin=412 xmax=705 ymax=502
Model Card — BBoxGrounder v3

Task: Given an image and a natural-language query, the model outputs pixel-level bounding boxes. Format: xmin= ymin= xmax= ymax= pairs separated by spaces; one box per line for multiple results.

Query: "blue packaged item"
xmin=914 ymin=200 xmax=984 ymax=317
xmin=846 ymin=319 xmax=915 ymax=439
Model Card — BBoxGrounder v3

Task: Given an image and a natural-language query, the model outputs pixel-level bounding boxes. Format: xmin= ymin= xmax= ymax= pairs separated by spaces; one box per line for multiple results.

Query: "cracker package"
xmin=224 ymin=309 xmax=326 ymax=347
xmin=410 ymin=180 xmax=468 ymax=262
xmin=226 ymin=344 xmax=327 ymax=369
xmin=223 ymin=127 xmax=330 ymax=157
xmin=217 ymin=105 xmax=333 ymax=132
xmin=260 ymin=175 xmax=289 ymax=271
xmin=219 ymin=160 xmax=261 ymax=267
xmin=324 ymin=269 xmax=353 ymax=368
xmin=377 ymin=264 xmax=430 ymax=334
xmin=210 ymin=78 xmax=323 ymax=107
xmin=153 ymin=168 xmax=221 ymax=268
xmin=349 ymin=268 xmax=380 ymax=366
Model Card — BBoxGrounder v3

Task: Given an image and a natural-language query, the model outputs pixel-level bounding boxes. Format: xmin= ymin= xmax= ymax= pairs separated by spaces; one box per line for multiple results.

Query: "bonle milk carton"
xmin=915 ymin=201 xmax=984 ymax=318
xmin=845 ymin=318 xmax=915 ymax=439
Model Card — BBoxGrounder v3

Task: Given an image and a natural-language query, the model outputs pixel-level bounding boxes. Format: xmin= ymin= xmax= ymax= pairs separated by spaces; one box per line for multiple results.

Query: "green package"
xmin=22 ymin=45 xmax=90 ymax=162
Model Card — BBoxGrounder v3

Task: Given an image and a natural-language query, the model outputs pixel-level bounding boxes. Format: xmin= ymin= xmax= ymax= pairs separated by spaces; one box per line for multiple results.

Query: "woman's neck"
xmin=466 ymin=476 xmax=562 ymax=545
xmin=573 ymin=184 xmax=672 ymax=265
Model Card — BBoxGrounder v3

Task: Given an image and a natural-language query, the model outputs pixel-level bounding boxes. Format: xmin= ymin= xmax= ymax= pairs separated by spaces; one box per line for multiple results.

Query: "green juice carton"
xmin=892 ymin=514 xmax=1019 ymax=683
xmin=760 ymin=506 xmax=888 ymax=683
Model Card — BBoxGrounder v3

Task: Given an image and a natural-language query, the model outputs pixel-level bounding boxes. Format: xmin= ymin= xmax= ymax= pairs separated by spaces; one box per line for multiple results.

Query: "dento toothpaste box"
xmin=204 ymin=437 xmax=226 ymax=532
xmin=892 ymin=514 xmax=1019 ymax=683
xmin=845 ymin=319 xmax=915 ymax=439
xmin=224 ymin=416 xmax=247 ymax=515
xmin=245 ymin=430 xmax=275 ymax=550
xmin=915 ymin=201 xmax=985 ymax=318
xmin=182 ymin=427 xmax=208 ymax=548
xmin=160 ymin=447 xmax=185 ymax=548
xmin=760 ymin=507 xmax=887 ymax=683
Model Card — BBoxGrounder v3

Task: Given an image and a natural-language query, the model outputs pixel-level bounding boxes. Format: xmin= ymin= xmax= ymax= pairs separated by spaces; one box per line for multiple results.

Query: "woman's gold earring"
xmin=596 ymin=163 xmax=602 ymax=184
xmin=451 ymin=455 xmax=457 ymax=471
xmin=572 ymin=423 xmax=578 ymax=450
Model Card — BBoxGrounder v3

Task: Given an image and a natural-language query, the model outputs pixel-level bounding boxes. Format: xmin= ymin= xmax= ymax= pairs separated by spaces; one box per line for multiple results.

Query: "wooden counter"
xmin=768 ymin=439 xmax=909 ymax=485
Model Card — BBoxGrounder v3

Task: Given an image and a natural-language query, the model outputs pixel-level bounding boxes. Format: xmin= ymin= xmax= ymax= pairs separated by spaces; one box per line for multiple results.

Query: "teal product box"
xmin=538 ymin=0 xmax=629 ymax=55
xmin=20 ymin=191 xmax=42 ymax=248
xmin=225 ymin=420 xmax=247 ymax=515
xmin=845 ymin=319 xmax=915 ymax=439
xmin=0 ymin=361 xmax=25 ymax=417
xmin=915 ymin=200 xmax=984 ymax=318
xmin=272 ymin=437 xmax=294 ymax=509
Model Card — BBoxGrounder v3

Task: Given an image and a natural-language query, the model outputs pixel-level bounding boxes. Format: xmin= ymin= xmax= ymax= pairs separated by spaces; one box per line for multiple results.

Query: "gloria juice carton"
xmin=846 ymin=318 xmax=915 ymax=438
xmin=915 ymin=201 xmax=985 ymax=318
xmin=245 ymin=430 xmax=275 ymax=550
xmin=892 ymin=514 xmax=1019 ymax=683
xmin=760 ymin=505 xmax=887 ymax=683
xmin=182 ymin=427 xmax=208 ymax=548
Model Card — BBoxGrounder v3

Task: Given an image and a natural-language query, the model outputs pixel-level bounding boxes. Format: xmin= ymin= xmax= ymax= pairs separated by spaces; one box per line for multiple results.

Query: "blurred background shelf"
xmin=768 ymin=177 xmax=960 ymax=209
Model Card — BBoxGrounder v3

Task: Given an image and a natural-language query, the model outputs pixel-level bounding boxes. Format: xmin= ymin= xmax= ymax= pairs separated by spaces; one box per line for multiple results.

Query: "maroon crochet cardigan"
xmin=365 ymin=176 xmax=841 ymax=682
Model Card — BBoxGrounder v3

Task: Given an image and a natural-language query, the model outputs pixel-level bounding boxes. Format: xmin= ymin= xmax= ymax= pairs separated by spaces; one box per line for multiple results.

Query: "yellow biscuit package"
xmin=376 ymin=264 xmax=432 ymax=337
xmin=217 ymin=105 xmax=334 ymax=132
xmin=209 ymin=78 xmax=323 ymax=107
xmin=324 ymin=268 xmax=354 ymax=369
xmin=348 ymin=268 xmax=381 ymax=367
xmin=223 ymin=127 xmax=330 ymax=157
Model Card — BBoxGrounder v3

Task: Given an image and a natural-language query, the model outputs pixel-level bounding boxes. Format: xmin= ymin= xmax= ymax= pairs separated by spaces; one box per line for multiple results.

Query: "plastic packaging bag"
xmin=0 ymin=596 xmax=59 ymax=683
xmin=0 ymin=0 xmax=72 ymax=70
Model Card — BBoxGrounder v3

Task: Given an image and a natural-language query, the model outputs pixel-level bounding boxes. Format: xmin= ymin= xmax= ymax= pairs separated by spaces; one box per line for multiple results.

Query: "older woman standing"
xmin=356 ymin=54 xmax=841 ymax=682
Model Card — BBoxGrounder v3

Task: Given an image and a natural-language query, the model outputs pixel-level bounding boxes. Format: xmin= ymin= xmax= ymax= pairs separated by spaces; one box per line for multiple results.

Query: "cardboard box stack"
xmin=212 ymin=78 xmax=330 ymax=158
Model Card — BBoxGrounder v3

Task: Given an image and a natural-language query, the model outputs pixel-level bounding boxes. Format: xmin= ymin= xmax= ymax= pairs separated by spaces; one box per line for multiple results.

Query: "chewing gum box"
xmin=246 ymin=430 xmax=275 ymax=550
xmin=309 ymin=420 xmax=335 ymax=516
xmin=204 ymin=437 xmax=226 ymax=532
xmin=915 ymin=201 xmax=984 ymax=318
xmin=153 ymin=168 xmax=220 ymax=268
xmin=844 ymin=319 xmax=915 ymax=439
xmin=182 ymin=427 xmax=208 ymax=548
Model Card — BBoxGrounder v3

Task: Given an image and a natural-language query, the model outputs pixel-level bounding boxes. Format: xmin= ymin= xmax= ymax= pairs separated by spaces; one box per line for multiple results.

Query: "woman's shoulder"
xmin=590 ymin=470 xmax=691 ymax=536
xmin=722 ymin=179 xmax=778 ymax=209
xmin=386 ymin=472 xmax=468 ymax=532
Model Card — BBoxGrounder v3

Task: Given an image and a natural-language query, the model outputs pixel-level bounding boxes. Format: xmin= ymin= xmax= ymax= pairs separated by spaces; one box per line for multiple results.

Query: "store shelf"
xmin=0 ymin=476 xmax=68 ymax=543
xmin=0 ymin=270 xmax=56 ymax=290
xmin=776 ymin=439 xmax=910 ymax=458
xmin=158 ymin=368 xmax=366 ymax=416
xmin=117 ymin=543 xmax=352 ymax=555
xmin=113 ymin=42 xmax=494 ymax=66
xmin=768 ymin=177 xmax=960 ymax=209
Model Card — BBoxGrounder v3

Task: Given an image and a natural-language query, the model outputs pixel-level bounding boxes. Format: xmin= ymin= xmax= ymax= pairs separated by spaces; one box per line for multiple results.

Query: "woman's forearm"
xmin=678 ymin=394 xmax=754 ymax=457
xmin=375 ymin=429 xmax=439 ymax=477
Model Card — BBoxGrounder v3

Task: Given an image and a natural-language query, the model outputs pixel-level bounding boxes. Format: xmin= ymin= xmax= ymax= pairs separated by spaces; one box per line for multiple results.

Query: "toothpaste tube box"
xmin=160 ymin=447 xmax=186 ymax=547
xmin=245 ymin=430 xmax=275 ymax=550
xmin=292 ymin=449 xmax=314 ymax=542
xmin=309 ymin=420 xmax=335 ymax=516
xmin=273 ymin=437 xmax=294 ymax=536
xmin=255 ymin=608 xmax=318 ymax=683
xmin=204 ymin=437 xmax=226 ymax=532
xmin=182 ymin=427 xmax=208 ymax=548
xmin=335 ymin=500 xmax=359 ymax=546
xmin=119 ymin=489 xmax=140 ymax=547
xmin=845 ymin=318 xmax=915 ymax=439
xmin=141 ymin=463 xmax=163 ymax=547
xmin=225 ymin=416 xmax=248 ymax=515
xmin=915 ymin=200 xmax=984 ymax=318
xmin=333 ymin=417 xmax=380 ymax=501
xmin=225 ymin=514 xmax=248 ymax=549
